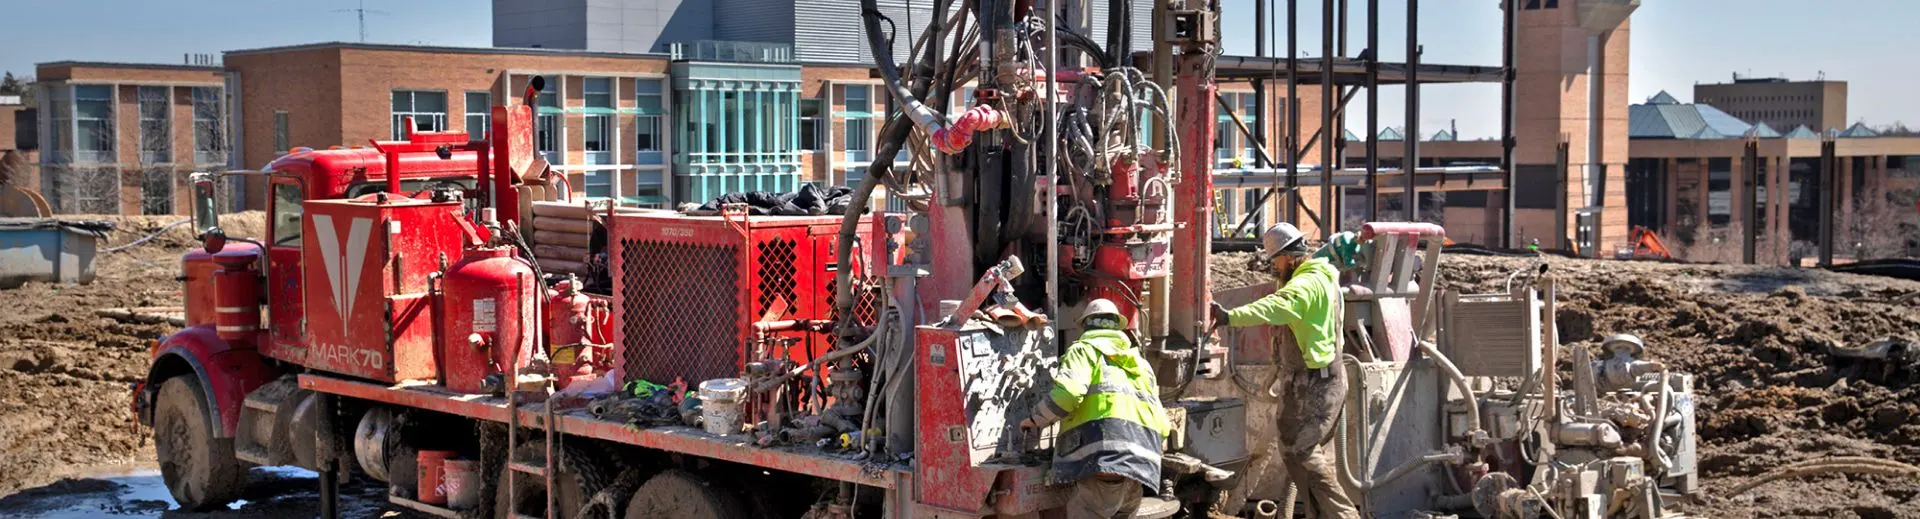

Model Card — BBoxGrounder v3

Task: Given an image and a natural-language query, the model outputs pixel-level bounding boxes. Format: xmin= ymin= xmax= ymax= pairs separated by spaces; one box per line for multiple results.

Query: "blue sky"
xmin=2 ymin=0 xmax=1913 ymax=139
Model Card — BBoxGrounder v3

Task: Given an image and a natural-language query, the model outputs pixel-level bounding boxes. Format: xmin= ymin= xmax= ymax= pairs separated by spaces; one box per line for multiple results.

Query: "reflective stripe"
xmin=1087 ymin=380 xmax=1157 ymax=404
xmin=1057 ymin=439 xmax=1163 ymax=465
xmin=1052 ymin=417 xmax=1165 ymax=488
xmin=1034 ymin=396 xmax=1069 ymax=424
xmin=216 ymin=325 xmax=257 ymax=332
xmin=216 ymin=306 xmax=257 ymax=313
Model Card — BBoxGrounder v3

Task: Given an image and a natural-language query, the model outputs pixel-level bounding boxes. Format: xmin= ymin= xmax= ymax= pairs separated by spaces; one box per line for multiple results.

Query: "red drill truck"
xmin=132 ymin=1 xmax=1695 ymax=517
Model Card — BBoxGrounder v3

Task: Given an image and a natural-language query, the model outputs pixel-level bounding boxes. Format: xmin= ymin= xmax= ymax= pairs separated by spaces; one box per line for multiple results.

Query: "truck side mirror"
xmin=191 ymin=173 xmax=226 ymax=254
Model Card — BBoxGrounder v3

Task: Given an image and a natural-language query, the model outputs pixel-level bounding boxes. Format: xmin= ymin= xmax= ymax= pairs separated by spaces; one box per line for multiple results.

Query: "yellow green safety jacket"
xmin=1226 ymin=256 xmax=1344 ymax=370
xmin=1030 ymin=328 xmax=1170 ymax=490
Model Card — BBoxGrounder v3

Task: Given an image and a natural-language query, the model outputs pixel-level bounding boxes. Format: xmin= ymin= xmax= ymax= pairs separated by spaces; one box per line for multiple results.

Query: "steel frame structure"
xmin=1204 ymin=0 xmax=1519 ymax=246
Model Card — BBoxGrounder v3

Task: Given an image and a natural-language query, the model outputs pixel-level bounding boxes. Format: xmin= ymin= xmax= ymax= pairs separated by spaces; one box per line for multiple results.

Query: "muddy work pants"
xmin=1279 ymin=365 xmax=1360 ymax=519
xmin=1065 ymin=475 xmax=1144 ymax=519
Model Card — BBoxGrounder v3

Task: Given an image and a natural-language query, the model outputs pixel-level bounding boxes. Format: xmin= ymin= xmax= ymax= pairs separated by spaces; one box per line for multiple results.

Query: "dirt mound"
xmin=0 ymin=243 xmax=187 ymax=494
xmin=1407 ymin=254 xmax=1920 ymax=516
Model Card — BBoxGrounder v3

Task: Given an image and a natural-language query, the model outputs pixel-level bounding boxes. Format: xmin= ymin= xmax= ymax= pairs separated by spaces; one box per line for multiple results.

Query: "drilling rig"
xmin=133 ymin=0 xmax=1697 ymax=517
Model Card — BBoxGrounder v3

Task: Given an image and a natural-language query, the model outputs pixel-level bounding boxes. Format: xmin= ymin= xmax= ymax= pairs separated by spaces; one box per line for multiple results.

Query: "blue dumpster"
xmin=0 ymin=218 xmax=115 ymax=289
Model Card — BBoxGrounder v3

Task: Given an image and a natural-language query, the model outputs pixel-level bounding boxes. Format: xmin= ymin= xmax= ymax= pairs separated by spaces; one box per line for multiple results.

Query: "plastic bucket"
xmin=417 ymin=450 xmax=456 ymax=505
xmin=442 ymin=459 xmax=482 ymax=510
xmin=698 ymin=378 xmax=748 ymax=436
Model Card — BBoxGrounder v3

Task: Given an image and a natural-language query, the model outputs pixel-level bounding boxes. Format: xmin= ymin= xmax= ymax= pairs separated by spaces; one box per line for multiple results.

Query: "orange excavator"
xmin=1623 ymin=225 xmax=1674 ymax=260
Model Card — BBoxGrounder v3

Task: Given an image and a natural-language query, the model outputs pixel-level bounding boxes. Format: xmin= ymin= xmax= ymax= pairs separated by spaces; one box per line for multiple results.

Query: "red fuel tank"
xmin=212 ymin=248 xmax=263 ymax=343
xmin=439 ymin=247 xmax=537 ymax=393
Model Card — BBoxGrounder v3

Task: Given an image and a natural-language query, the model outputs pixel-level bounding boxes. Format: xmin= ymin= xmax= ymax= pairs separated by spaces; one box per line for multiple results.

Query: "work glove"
xmin=1209 ymin=302 xmax=1230 ymax=326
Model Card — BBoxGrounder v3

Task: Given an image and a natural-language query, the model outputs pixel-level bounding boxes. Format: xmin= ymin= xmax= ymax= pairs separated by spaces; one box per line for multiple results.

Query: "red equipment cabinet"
xmin=607 ymin=212 xmax=880 ymax=386
xmin=294 ymin=195 xmax=466 ymax=382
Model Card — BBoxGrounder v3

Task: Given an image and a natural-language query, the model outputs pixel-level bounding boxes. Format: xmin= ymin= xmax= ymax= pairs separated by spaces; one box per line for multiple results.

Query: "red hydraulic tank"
xmin=439 ymin=247 xmax=537 ymax=393
xmin=546 ymin=277 xmax=609 ymax=389
xmin=212 ymin=249 xmax=263 ymax=343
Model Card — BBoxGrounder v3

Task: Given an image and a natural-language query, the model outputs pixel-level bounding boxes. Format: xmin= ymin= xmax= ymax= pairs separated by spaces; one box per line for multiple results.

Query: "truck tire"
xmin=623 ymin=469 xmax=748 ymax=519
xmin=154 ymin=376 xmax=248 ymax=510
xmin=495 ymin=440 xmax=613 ymax=519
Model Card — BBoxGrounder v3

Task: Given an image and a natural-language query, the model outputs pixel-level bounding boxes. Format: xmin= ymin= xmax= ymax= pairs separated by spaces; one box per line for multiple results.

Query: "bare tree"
xmin=1846 ymin=188 xmax=1920 ymax=260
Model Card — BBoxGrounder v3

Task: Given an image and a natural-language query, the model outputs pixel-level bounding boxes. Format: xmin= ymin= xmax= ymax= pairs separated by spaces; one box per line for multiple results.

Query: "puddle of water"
xmin=0 ymin=466 xmax=347 ymax=519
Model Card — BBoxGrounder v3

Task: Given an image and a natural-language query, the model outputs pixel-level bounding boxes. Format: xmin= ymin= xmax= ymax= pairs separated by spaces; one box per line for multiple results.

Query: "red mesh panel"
xmin=823 ymin=277 xmax=883 ymax=347
xmin=755 ymin=237 xmax=798 ymax=317
xmin=618 ymin=238 xmax=741 ymax=385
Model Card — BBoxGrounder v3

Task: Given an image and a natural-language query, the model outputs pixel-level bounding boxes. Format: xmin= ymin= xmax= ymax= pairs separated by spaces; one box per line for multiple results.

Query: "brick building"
xmin=1694 ymin=75 xmax=1846 ymax=133
xmin=33 ymin=62 xmax=228 ymax=215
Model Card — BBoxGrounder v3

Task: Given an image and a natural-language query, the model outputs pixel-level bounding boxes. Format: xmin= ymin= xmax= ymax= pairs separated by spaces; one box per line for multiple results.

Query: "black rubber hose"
xmin=834 ymin=0 xmax=953 ymax=336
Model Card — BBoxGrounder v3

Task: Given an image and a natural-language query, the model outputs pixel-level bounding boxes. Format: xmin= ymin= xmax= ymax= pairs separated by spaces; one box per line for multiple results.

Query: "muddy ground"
xmin=1 ymin=217 xmax=1915 ymax=517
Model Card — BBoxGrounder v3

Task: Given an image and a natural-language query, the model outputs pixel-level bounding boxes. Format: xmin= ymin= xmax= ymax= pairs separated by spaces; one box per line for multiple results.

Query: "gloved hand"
xmin=1209 ymin=302 xmax=1230 ymax=326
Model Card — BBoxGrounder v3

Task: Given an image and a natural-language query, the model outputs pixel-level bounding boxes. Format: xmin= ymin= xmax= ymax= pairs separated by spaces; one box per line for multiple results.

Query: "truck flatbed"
xmin=297 ymin=374 xmax=907 ymax=489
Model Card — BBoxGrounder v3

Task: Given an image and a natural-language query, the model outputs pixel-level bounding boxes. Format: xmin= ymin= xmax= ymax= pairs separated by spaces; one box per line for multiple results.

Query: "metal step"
xmin=387 ymin=495 xmax=462 ymax=519
xmin=1135 ymin=496 xmax=1181 ymax=519
xmin=508 ymin=460 xmax=547 ymax=478
xmin=233 ymin=445 xmax=271 ymax=466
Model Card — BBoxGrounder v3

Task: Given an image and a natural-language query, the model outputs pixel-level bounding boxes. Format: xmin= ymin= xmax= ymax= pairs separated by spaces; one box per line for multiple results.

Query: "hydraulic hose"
xmin=1727 ymin=458 xmax=1920 ymax=497
xmin=862 ymin=0 xmax=946 ymax=134
xmin=1646 ymin=371 xmax=1673 ymax=473
xmin=1416 ymin=339 xmax=1481 ymax=438
xmin=834 ymin=0 xmax=953 ymax=336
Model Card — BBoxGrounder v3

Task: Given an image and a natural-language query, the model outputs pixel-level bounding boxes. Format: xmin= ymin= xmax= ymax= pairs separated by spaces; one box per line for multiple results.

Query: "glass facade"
xmin=670 ymin=62 xmax=802 ymax=204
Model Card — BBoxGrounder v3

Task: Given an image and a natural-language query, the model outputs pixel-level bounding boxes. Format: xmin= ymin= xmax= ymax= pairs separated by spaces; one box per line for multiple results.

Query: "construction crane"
xmin=131 ymin=0 xmax=1698 ymax=517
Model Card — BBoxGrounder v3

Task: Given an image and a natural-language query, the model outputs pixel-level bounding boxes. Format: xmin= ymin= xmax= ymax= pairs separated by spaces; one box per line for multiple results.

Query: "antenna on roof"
xmin=332 ymin=0 xmax=389 ymax=42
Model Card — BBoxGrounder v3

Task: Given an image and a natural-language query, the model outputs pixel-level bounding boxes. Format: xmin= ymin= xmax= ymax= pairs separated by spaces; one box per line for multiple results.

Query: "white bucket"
xmin=698 ymin=378 xmax=748 ymax=436
xmin=442 ymin=459 xmax=482 ymax=510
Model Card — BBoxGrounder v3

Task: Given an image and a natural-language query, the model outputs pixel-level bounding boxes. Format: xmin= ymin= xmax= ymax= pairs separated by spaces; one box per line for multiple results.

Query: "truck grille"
xmin=617 ymin=238 xmax=742 ymax=385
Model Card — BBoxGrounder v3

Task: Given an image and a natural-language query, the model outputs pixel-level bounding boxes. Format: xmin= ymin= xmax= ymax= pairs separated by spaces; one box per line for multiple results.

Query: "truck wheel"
xmin=623 ymin=470 xmax=748 ymax=519
xmin=154 ymin=376 xmax=247 ymax=510
xmin=495 ymin=440 xmax=613 ymax=519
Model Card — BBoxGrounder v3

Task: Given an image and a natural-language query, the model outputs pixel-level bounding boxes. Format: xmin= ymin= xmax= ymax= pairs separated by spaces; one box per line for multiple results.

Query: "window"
xmin=845 ymin=85 xmax=871 ymax=115
xmin=390 ymin=90 xmax=448 ymax=140
xmin=799 ymin=99 xmax=823 ymax=151
xmin=142 ymin=168 xmax=173 ymax=215
xmin=633 ymin=170 xmax=664 ymax=202
xmin=139 ymin=86 xmax=170 ymax=164
xmin=584 ymin=170 xmax=613 ymax=200
xmin=845 ymin=166 xmax=867 ymax=187
xmin=466 ymin=91 xmax=491 ymax=141
xmin=536 ymin=76 xmax=561 ymax=164
xmin=1242 ymin=189 xmax=1265 ymax=234
xmin=636 ymin=116 xmax=662 ymax=165
xmin=193 ymin=87 xmax=226 ymax=164
xmin=193 ymin=90 xmax=229 ymax=165
xmin=272 ymin=182 xmax=303 ymax=247
xmin=1238 ymin=93 xmax=1259 ymax=160
xmin=274 ymin=111 xmax=290 ymax=154
xmin=74 ymin=85 xmax=113 ymax=163
xmin=845 ymin=117 xmax=872 ymax=163
xmin=47 ymin=88 xmax=71 ymax=162
xmin=636 ymin=79 xmax=664 ymax=165
xmin=583 ymin=78 xmax=613 ymax=165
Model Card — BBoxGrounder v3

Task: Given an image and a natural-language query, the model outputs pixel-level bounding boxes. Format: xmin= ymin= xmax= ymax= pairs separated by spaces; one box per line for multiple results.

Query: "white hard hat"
xmin=1259 ymin=223 xmax=1309 ymax=261
xmin=1082 ymin=298 xmax=1127 ymax=327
